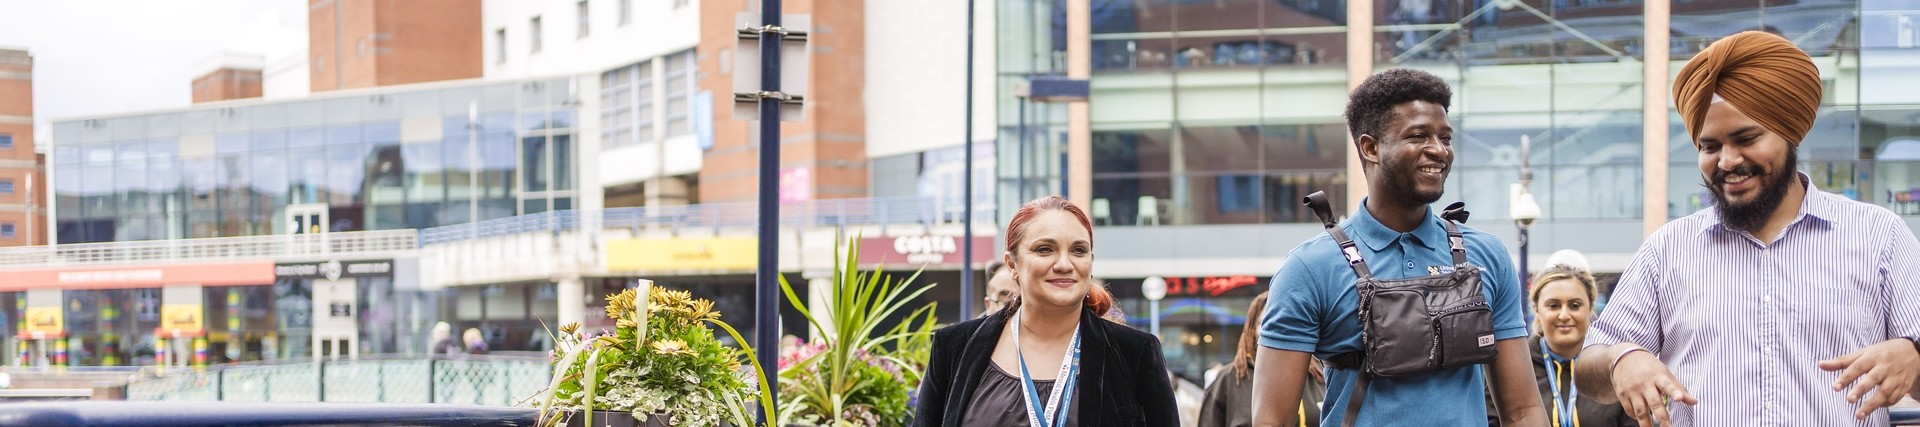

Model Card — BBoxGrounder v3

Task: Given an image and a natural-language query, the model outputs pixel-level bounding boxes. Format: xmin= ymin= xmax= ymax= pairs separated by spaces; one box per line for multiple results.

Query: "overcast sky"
xmin=0 ymin=0 xmax=306 ymax=143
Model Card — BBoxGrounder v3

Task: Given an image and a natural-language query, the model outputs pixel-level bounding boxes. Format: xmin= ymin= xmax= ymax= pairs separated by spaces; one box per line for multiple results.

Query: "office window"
xmin=665 ymin=50 xmax=693 ymax=136
xmin=1 ymin=223 xmax=12 ymax=239
xmin=619 ymin=0 xmax=631 ymax=26
xmin=577 ymin=1 xmax=589 ymax=38
xmin=0 ymin=179 xmax=11 ymax=195
xmin=0 ymin=133 xmax=11 ymax=149
xmin=530 ymin=16 xmax=543 ymax=54
xmin=495 ymin=29 xmax=507 ymax=63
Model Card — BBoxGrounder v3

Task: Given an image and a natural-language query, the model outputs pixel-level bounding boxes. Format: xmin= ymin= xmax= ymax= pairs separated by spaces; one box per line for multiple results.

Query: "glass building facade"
xmin=51 ymin=77 xmax=581 ymax=243
xmin=999 ymin=0 xmax=1920 ymax=383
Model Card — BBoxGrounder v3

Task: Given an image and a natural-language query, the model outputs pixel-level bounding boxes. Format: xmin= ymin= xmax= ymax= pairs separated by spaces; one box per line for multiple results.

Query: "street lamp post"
xmin=1511 ymin=135 xmax=1541 ymax=290
xmin=1142 ymin=276 xmax=1167 ymax=339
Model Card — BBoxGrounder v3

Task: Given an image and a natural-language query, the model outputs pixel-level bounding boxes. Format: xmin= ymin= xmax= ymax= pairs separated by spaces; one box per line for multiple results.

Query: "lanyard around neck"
xmin=1015 ymin=311 xmax=1081 ymax=427
xmin=1541 ymin=339 xmax=1580 ymax=427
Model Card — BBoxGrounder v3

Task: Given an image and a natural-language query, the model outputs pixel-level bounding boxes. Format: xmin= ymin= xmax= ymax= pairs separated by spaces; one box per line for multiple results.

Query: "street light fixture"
xmin=1141 ymin=276 xmax=1167 ymax=339
xmin=1511 ymin=135 xmax=1541 ymax=289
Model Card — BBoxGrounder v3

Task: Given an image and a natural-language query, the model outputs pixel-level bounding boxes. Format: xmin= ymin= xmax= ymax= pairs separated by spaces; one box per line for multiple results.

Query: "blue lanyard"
xmin=1016 ymin=312 xmax=1081 ymax=427
xmin=1541 ymin=340 xmax=1578 ymax=427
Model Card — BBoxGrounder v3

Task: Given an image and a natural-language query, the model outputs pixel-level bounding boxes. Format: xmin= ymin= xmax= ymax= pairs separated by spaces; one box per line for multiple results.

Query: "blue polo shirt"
xmin=1260 ymin=200 xmax=1528 ymax=426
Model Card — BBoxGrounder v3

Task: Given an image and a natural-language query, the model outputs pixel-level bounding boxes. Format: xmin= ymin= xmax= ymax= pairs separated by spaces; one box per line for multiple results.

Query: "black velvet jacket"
xmin=912 ymin=307 xmax=1180 ymax=426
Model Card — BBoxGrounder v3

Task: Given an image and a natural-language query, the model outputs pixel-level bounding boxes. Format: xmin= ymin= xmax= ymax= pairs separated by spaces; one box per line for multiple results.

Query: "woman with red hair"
xmin=913 ymin=196 xmax=1179 ymax=426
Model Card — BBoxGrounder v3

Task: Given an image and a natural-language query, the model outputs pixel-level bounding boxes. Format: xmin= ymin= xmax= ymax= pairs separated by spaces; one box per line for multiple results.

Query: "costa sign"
xmin=858 ymin=235 xmax=995 ymax=267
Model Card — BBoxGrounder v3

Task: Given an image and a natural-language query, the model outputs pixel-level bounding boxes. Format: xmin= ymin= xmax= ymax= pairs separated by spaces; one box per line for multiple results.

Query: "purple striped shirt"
xmin=1584 ymin=174 xmax=1920 ymax=426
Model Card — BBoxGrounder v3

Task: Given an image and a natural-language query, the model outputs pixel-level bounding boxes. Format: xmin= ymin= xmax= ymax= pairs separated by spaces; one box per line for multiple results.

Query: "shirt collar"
xmin=1348 ymin=198 xmax=1447 ymax=252
xmin=1699 ymin=171 xmax=1837 ymax=236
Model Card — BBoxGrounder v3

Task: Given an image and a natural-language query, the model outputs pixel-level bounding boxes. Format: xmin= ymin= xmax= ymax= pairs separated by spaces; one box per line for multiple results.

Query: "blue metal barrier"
xmin=0 ymin=402 xmax=539 ymax=426
xmin=1897 ymin=407 xmax=1920 ymax=425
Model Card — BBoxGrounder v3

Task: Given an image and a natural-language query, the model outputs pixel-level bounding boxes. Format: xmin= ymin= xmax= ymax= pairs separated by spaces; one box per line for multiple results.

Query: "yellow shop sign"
xmin=158 ymin=304 xmax=205 ymax=337
xmin=606 ymin=237 xmax=757 ymax=271
xmin=21 ymin=306 xmax=61 ymax=338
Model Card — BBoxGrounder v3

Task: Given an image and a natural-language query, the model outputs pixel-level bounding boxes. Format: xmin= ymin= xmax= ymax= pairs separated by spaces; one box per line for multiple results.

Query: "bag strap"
xmin=1341 ymin=373 xmax=1369 ymax=427
xmin=1440 ymin=201 xmax=1470 ymax=267
xmin=1304 ymin=191 xmax=1372 ymax=280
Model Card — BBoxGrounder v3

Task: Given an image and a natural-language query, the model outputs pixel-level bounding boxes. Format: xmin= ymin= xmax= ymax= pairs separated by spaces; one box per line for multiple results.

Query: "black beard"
xmin=1382 ymin=165 xmax=1444 ymax=206
xmin=1707 ymin=148 xmax=1798 ymax=233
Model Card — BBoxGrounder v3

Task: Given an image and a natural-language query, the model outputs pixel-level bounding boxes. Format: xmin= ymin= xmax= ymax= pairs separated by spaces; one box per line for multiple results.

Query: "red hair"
xmin=1003 ymin=196 xmax=1115 ymax=317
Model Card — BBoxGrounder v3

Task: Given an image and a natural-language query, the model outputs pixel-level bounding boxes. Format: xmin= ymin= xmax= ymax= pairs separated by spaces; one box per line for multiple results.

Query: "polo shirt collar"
xmin=1349 ymin=198 xmax=1446 ymax=252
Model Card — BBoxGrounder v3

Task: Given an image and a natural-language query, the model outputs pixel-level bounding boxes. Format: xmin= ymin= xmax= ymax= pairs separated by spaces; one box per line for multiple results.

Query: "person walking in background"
xmin=913 ymin=195 xmax=1180 ymax=426
xmin=429 ymin=322 xmax=458 ymax=357
xmin=1202 ymin=293 xmax=1327 ymax=427
xmin=1496 ymin=265 xmax=1631 ymax=427
xmin=1576 ymin=31 xmax=1920 ymax=426
xmin=463 ymin=328 xmax=489 ymax=354
xmin=982 ymin=260 xmax=1019 ymax=317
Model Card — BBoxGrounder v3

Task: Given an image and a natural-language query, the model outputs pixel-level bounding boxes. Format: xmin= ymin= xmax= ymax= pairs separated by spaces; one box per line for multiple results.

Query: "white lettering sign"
xmin=57 ymin=269 xmax=165 ymax=284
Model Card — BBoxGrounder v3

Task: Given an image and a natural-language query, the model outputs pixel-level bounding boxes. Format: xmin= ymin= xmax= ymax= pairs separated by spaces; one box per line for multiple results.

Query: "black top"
xmin=1199 ymin=368 xmax=1325 ymax=427
xmin=1484 ymin=337 xmax=1633 ymax=427
xmin=913 ymin=307 xmax=1179 ymax=427
xmin=960 ymin=362 xmax=1080 ymax=427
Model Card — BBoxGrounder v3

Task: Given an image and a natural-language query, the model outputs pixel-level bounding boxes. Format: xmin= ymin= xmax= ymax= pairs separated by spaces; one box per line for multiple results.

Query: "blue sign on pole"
xmin=694 ymin=91 xmax=715 ymax=151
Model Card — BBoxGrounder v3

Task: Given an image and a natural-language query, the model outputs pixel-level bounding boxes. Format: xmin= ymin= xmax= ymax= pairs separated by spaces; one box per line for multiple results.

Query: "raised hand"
xmin=1611 ymin=350 xmax=1698 ymax=427
xmin=1819 ymin=338 xmax=1920 ymax=420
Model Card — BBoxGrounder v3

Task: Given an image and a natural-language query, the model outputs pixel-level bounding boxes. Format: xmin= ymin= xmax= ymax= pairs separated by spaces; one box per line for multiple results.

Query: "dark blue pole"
xmin=961 ymin=0 xmax=976 ymax=320
xmin=755 ymin=0 xmax=782 ymax=422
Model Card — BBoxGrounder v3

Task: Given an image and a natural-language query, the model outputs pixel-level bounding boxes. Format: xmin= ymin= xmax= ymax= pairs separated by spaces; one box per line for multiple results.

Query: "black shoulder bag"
xmin=1300 ymin=191 xmax=1499 ymax=427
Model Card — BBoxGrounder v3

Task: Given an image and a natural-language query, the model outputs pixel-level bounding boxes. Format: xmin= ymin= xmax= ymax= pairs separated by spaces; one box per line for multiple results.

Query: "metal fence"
xmin=125 ymin=356 xmax=548 ymax=407
xmin=420 ymin=196 xmax=996 ymax=245
xmin=0 ymin=230 xmax=419 ymax=268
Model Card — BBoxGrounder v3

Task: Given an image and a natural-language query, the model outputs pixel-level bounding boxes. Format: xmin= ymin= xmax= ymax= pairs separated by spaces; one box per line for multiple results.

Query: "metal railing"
xmin=421 ymin=196 xmax=995 ymax=245
xmin=0 ymin=230 xmax=419 ymax=268
xmin=124 ymin=355 xmax=548 ymax=407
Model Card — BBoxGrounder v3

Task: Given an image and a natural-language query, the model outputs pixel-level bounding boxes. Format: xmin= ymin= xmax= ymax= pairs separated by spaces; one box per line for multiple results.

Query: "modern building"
xmin=995 ymin=0 xmax=1920 ymax=383
xmin=0 ymin=47 xmax=46 ymax=248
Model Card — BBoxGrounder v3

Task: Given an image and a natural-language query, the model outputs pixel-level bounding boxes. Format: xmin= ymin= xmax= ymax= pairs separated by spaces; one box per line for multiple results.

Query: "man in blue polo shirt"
xmin=1248 ymin=68 xmax=1547 ymax=427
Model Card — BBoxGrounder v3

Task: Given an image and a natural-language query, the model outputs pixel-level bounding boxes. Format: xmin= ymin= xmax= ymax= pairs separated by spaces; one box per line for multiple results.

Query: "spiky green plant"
xmin=777 ymin=234 xmax=939 ymax=427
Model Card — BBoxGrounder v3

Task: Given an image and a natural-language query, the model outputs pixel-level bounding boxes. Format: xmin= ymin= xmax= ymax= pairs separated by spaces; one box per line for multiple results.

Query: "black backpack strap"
xmin=1304 ymin=191 xmax=1372 ymax=280
xmin=1440 ymin=202 xmax=1470 ymax=267
xmin=1341 ymin=373 xmax=1369 ymax=427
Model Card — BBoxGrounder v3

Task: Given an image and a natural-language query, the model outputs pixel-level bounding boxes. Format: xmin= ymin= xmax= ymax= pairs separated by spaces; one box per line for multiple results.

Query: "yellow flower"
xmin=651 ymin=339 xmax=695 ymax=356
xmin=652 ymin=289 xmax=694 ymax=312
xmin=689 ymin=299 xmax=719 ymax=321
xmin=604 ymin=289 xmax=637 ymax=320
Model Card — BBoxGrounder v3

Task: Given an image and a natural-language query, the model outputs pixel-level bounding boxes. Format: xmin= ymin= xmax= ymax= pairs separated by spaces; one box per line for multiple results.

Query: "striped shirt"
xmin=1584 ymin=174 xmax=1920 ymax=426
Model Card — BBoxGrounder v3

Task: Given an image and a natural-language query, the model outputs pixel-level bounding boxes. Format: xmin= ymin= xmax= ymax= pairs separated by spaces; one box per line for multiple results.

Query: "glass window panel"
xmin=251 ymin=149 xmax=289 ymax=214
xmin=55 ymin=166 xmax=82 ymax=216
xmin=403 ymin=143 xmax=446 ymax=203
xmin=289 ymin=146 xmax=328 ymax=205
xmin=1091 ymin=175 xmax=1173 ymax=226
xmin=219 ymin=151 xmax=250 ymax=212
xmin=1092 ymin=129 xmax=1173 ymax=174
xmin=289 ymin=127 xmax=325 ymax=148
xmin=364 ymin=121 xmax=400 ymax=143
xmin=523 ymin=198 xmax=549 ymax=215
xmin=327 ymin=143 xmax=369 ymax=206
xmin=250 ymin=104 xmax=288 ymax=129
xmin=522 ymin=135 xmax=550 ymax=192
xmin=1264 ymin=169 xmax=1345 ymax=223
xmin=553 ymin=134 xmax=574 ymax=191
xmin=1178 ymin=125 xmax=1262 ymax=172
xmin=480 ymin=132 xmax=517 ymax=201
xmin=1260 ymin=123 xmax=1347 ymax=170
xmin=216 ymin=134 xmax=249 ymax=155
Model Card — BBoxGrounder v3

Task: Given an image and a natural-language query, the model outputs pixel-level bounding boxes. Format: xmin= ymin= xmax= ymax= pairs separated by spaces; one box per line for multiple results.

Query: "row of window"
xmin=599 ymin=52 xmax=697 ymax=149
xmin=495 ymin=0 xmax=688 ymax=64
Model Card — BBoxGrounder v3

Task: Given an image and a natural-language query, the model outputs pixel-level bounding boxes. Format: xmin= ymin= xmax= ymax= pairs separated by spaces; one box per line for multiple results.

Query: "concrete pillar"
xmin=1345 ymin=0 xmax=1375 ymax=214
xmin=1066 ymin=0 xmax=1092 ymax=210
xmin=804 ymin=270 xmax=835 ymax=341
xmin=1643 ymin=0 xmax=1672 ymax=236
xmin=558 ymin=276 xmax=586 ymax=328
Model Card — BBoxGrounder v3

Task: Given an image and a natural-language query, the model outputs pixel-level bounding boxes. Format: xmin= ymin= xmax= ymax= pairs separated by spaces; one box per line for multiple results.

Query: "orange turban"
xmin=1673 ymin=31 xmax=1823 ymax=148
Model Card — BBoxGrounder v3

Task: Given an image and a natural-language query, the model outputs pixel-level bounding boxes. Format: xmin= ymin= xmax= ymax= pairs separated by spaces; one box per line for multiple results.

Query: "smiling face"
xmin=1532 ymin=279 xmax=1592 ymax=351
xmin=1362 ymin=100 xmax=1454 ymax=207
xmin=1696 ymin=100 xmax=1799 ymax=233
xmin=1004 ymin=210 xmax=1094 ymax=310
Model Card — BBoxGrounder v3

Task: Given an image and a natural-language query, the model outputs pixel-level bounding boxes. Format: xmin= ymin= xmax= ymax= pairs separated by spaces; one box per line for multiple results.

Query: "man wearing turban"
xmin=1572 ymin=31 xmax=1920 ymax=427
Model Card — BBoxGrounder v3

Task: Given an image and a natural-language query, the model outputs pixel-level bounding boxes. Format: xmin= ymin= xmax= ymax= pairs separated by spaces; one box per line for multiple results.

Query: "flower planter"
xmin=561 ymin=411 xmax=746 ymax=427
